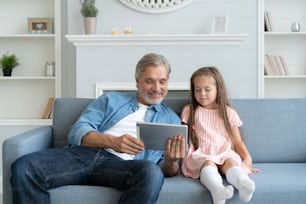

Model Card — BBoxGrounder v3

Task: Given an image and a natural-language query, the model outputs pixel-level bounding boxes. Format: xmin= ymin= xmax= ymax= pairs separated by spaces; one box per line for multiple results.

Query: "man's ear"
xmin=135 ymin=78 xmax=139 ymax=89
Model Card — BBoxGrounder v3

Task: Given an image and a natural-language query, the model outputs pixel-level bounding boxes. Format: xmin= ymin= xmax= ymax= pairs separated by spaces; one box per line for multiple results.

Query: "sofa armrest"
xmin=2 ymin=126 xmax=53 ymax=204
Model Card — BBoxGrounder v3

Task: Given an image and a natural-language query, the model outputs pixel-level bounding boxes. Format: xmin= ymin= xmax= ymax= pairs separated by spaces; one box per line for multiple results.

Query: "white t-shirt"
xmin=104 ymin=103 xmax=148 ymax=160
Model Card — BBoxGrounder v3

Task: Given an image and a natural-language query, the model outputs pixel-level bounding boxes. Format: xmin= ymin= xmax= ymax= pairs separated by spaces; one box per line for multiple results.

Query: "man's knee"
xmin=140 ymin=161 xmax=164 ymax=186
xmin=11 ymin=155 xmax=33 ymax=188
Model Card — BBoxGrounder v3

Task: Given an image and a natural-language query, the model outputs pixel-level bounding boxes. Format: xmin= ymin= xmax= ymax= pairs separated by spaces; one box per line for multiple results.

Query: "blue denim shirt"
xmin=68 ymin=92 xmax=181 ymax=164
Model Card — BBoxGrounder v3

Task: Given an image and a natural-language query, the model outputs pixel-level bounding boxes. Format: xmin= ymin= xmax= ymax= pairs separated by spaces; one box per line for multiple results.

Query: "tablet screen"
xmin=136 ymin=122 xmax=188 ymax=150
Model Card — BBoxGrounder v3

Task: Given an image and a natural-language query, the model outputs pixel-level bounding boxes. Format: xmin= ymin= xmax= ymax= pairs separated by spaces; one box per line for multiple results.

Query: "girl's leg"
xmin=200 ymin=161 xmax=233 ymax=204
xmin=221 ymin=159 xmax=255 ymax=202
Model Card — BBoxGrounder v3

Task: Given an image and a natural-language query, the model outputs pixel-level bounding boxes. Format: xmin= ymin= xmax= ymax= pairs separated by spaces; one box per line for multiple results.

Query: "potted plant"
xmin=80 ymin=0 xmax=99 ymax=34
xmin=0 ymin=53 xmax=20 ymax=77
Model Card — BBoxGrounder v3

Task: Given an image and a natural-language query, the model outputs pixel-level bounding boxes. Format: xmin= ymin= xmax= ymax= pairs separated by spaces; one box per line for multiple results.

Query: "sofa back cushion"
xmin=52 ymin=98 xmax=94 ymax=147
xmin=52 ymin=97 xmax=189 ymax=148
xmin=52 ymin=97 xmax=306 ymax=163
xmin=231 ymin=99 xmax=306 ymax=163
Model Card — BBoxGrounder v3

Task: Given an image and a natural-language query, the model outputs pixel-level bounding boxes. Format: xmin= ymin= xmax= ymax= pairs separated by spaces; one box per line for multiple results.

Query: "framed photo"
xmin=28 ymin=18 xmax=53 ymax=34
xmin=211 ymin=14 xmax=229 ymax=34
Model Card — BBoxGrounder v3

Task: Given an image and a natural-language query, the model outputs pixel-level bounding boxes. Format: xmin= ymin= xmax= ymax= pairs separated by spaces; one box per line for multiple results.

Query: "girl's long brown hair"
xmin=188 ymin=67 xmax=232 ymax=149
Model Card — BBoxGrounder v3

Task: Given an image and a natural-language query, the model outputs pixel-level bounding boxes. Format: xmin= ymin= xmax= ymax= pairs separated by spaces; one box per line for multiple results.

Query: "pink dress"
xmin=181 ymin=105 xmax=245 ymax=178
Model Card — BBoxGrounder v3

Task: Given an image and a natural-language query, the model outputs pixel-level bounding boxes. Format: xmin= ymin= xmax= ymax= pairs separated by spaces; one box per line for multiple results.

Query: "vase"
xmin=83 ymin=17 xmax=97 ymax=35
xmin=291 ymin=22 xmax=301 ymax=32
xmin=2 ymin=69 xmax=12 ymax=77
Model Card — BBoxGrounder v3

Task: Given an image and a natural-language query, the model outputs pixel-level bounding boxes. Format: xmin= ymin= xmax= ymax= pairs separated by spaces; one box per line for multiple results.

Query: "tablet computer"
xmin=136 ymin=122 xmax=188 ymax=150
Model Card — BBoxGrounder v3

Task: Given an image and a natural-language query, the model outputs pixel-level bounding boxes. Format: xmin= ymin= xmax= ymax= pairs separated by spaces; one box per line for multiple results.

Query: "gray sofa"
xmin=3 ymin=97 xmax=306 ymax=204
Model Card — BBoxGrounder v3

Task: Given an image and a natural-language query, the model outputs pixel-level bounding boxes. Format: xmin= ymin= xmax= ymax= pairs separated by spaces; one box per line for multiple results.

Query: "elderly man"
xmin=11 ymin=53 xmax=186 ymax=204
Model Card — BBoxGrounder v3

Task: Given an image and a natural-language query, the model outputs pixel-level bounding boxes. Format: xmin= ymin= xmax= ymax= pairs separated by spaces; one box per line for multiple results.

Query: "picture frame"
xmin=211 ymin=14 xmax=229 ymax=34
xmin=28 ymin=18 xmax=54 ymax=34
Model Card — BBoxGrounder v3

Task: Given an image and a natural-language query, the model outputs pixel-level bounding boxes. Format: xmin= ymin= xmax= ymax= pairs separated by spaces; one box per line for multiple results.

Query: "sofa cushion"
xmin=52 ymin=98 xmax=93 ymax=148
xmin=231 ymin=99 xmax=306 ymax=163
xmin=49 ymin=163 xmax=306 ymax=204
xmin=51 ymin=97 xmax=189 ymax=148
xmin=227 ymin=163 xmax=306 ymax=204
xmin=52 ymin=98 xmax=306 ymax=162
xmin=50 ymin=185 xmax=121 ymax=204
xmin=49 ymin=175 xmax=211 ymax=204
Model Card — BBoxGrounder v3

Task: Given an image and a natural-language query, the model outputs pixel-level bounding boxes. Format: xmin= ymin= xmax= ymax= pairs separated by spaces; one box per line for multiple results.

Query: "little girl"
xmin=181 ymin=67 xmax=259 ymax=204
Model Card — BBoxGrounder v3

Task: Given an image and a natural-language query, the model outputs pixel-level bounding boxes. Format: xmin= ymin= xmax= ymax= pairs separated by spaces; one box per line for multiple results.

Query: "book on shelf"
xmin=42 ymin=97 xmax=55 ymax=119
xmin=267 ymin=55 xmax=279 ymax=75
xmin=264 ymin=10 xmax=273 ymax=32
xmin=273 ymin=55 xmax=286 ymax=75
xmin=264 ymin=55 xmax=289 ymax=76
xmin=264 ymin=55 xmax=274 ymax=75
xmin=279 ymin=56 xmax=289 ymax=75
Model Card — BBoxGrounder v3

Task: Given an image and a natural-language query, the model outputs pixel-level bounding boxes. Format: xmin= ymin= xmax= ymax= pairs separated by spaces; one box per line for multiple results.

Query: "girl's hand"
xmin=243 ymin=160 xmax=261 ymax=174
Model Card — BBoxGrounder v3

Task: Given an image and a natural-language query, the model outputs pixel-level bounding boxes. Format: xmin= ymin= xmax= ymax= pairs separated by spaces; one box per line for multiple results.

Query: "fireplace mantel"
xmin=66 ymin=34 xmax=248 ymax=47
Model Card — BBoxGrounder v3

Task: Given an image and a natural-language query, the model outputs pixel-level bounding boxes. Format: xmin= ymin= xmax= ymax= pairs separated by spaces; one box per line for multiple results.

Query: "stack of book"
xmin=264 ymin=55 xmax=289 ymax=75
xmin=264 ymin=10 xmax=273 ymax=32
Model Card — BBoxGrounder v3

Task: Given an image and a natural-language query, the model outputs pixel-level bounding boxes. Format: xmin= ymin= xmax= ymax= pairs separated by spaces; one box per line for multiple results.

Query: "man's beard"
xmin=139 ymin=91 xmax=165 ymax=105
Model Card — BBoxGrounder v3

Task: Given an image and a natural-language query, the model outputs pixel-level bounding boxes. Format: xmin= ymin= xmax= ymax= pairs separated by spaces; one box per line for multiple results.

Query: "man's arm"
xmin=160 ymin=135 xmax=186 ymax=177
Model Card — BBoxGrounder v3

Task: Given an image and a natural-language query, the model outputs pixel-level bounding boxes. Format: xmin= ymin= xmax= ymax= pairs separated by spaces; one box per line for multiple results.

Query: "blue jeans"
xmin=11 ymin=146 xmax=164 ymax=204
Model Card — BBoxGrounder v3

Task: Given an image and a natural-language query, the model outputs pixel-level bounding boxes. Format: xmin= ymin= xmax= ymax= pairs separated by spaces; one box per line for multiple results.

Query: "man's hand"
xmin=81 ymin=132 xmax=144 ymax=155
xmin=161 ymin=134 xmax=186 ymax=177
xmin=111 ymin=134 xmax=144 ymax=155
xmin=164 ymin=135 xmax=186 ymax=162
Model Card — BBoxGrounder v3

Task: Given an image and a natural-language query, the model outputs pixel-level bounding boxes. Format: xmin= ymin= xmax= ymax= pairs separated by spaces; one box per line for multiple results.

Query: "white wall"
xmin=62 ymin=0 xmax=259 ymax=99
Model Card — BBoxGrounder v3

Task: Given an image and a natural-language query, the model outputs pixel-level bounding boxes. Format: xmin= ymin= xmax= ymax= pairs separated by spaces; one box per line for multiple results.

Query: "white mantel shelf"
xmin=66 ymin=34 xmax=249 ymax=46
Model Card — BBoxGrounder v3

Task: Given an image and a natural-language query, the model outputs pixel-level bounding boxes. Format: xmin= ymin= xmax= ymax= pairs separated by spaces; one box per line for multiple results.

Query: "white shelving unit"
xmin=0 ymin=0 xmax=61 ymax=125
xmin=259 ymin=0 xmax=306 ymax=98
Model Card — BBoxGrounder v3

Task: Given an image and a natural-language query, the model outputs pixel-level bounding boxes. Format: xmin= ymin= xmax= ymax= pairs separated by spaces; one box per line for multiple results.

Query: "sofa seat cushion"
xmin=49 ymin=175 xmax=210 ymax=204
xmin=158 ymin=175 xmax=211 ymax=203
xmin=50 ymin=185 xmax=121 ymax=204
xmin=49 ymin=163 xmax=306 ymax=204
xmin=238 ymin=163 xmax=306 ymax=204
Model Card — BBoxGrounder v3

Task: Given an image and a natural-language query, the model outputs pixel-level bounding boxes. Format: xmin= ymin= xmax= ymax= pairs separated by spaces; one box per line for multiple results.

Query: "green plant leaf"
xmin=0 ymin=53 xmax=20 ymax=70
xmin=81 ymin=1 xmax=99 ymax=17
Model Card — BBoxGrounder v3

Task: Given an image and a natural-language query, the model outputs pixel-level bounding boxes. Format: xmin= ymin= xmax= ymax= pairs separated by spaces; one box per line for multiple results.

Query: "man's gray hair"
xmin=135 ymin=53 xmax=171 ymax=79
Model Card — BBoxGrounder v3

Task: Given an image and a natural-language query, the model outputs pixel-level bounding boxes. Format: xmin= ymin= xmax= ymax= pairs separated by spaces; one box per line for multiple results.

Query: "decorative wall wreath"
xmin=118 ymin=0 xmax=194 ymax=14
